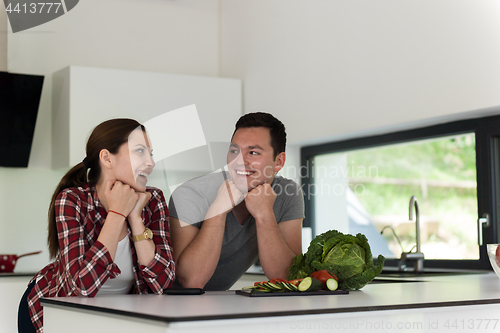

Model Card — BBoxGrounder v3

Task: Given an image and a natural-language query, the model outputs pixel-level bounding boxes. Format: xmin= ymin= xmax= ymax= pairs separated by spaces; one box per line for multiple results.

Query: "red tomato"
xmin=311 ymin=270 xmax=338 ymax=289
xmin=254 ymin=281 xmax=268 ymax=286
xmin=287 ymin=279 xmax=303 ymax=287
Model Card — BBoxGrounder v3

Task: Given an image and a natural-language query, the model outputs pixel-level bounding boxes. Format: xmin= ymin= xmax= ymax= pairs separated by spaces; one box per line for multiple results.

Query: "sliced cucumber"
xmin=298 ymin=277 xmax=323 ymax=292
xmin=251 ymin=280 xmax=305 ymax=293
xmin=275 ymin=282 xmax=287 ymax=291
xmin=256 ymin=283 xmax=273 ymax=291
xmin=242 ymin=286 xmax=258 ymax=290
xmin=326 ymin=278 xmax=338 ymax=291
xmin=250 ymin=288 xmax=271 ymax=293
xmin=264 ymin=282 xmax=281 ymax=291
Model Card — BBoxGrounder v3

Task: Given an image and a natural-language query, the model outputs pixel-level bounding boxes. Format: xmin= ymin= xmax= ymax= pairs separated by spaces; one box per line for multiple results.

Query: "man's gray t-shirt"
xmin=168 ymin=172 xmax=304 ymax=291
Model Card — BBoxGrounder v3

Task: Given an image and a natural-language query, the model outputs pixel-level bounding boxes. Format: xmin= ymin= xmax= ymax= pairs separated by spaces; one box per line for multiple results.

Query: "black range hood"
xmin=0 ymin=71 xmax=44 ymax=167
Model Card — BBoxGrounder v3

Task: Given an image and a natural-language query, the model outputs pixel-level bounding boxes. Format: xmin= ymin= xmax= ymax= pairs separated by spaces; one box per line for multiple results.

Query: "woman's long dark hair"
xmin=47 ymin=118 xmax=145 ymax=258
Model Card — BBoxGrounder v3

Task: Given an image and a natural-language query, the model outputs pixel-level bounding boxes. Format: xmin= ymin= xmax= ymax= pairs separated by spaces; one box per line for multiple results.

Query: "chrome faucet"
xmin=380 ymin=226 xmax=405 ymax=253
xmin=409 ymin=195 xmax=421 ymax=253
xmin=400 ymin=195 xmax=425 ymax=272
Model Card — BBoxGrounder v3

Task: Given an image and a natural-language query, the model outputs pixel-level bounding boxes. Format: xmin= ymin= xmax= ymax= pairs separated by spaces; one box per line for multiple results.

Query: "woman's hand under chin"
xmin=104 ymin=180 xmax=139 ymax=217
xmin=129 ymin=191 xmax=152 ymax=221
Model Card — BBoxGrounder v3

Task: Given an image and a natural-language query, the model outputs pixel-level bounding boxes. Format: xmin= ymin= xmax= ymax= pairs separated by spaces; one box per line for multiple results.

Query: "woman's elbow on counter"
xmin=176 ymin=275 xmax=207 ymax=289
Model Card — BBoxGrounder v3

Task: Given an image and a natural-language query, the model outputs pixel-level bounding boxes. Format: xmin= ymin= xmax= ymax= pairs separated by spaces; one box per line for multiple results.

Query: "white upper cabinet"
xmin=52 ymin=66 xmax=242 ymax=170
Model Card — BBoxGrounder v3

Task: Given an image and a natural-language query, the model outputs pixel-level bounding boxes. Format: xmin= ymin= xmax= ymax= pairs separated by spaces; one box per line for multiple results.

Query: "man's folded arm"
xmin=170 ymin=215 xmax=226 ymax=288
xmin=255 ymin=217 xmax=303 ymax=279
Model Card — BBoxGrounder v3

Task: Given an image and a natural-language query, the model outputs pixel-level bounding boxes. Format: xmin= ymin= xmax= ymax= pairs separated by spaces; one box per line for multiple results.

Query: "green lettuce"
xmin=287 ymin=230 xmax=385 ymax=290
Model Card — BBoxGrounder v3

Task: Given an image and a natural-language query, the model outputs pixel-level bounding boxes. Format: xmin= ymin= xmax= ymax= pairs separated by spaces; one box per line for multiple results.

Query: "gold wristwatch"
xmin=132 ymin=228 xmax=153 ymax=242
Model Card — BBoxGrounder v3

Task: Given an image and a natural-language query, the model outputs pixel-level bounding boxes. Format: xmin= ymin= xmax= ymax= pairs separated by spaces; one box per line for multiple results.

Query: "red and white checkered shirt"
xmin=27 ymin=184 xmax=176 ymax=332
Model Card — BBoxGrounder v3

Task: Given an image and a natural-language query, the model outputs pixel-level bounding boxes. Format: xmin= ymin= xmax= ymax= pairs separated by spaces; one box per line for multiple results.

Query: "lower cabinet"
xmin=0 ymin=276 xmax=32 ymax=333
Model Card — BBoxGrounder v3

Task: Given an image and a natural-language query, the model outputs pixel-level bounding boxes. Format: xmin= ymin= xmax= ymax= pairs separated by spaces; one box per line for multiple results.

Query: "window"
xmin=301 ymin=116 xmax=500 ymax=270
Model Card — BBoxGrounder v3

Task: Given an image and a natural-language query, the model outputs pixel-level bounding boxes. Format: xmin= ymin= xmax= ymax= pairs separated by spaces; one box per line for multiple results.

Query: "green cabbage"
xmin=287 ymin=230 xmax=385 ymax=290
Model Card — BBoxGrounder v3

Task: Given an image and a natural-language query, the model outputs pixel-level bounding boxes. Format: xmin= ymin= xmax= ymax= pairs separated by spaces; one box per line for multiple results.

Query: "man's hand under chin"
xmin=206 ymin=179 xmax=246 ymax=220
xmin=245 ymin=182 xmax=277 ymax=220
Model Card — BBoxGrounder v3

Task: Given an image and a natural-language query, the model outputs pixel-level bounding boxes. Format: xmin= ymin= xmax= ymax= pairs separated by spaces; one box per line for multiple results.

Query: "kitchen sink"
xmin=368 ymin=268 xmax=489 ymax=283
xmin=369 ymin=278 xmax=423 ymax=284
xmin=377 ymin=268 xmax=489 ymax=278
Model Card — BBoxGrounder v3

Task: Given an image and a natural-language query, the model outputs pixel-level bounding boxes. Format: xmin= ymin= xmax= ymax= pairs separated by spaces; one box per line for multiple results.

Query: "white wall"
xmin=220 ymin=0 xmax=500 ymax=145
xmin=0 ymin=1 xmax=222 ymax=269
xmin=7 ymin=0 xmax=221 ymax=169
xmin=0 ymin=6 xmax=6 ymax=71
xmin=6 ymin=0 xmax=220 ymax=77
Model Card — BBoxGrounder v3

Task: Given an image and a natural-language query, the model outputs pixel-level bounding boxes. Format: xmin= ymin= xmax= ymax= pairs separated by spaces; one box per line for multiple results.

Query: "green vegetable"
xmin=326 ymin=278 xmax=338 ymax=291
xmin=277 ymin=282 xmax=298 ymax=291
xmin=250 ymin=288 xmax=271 ymax=293
xmin=242 ymin=286 xmax=257 ymax=290
xmin=250 ymin=280 xmax=301 ymax=293
xmin=265 ymin=282 xmax=281 ymax=291
xmin=287 ymin=230 xmax=385 ymax=290
xmin=298 ymin=277 xmax=323 ymax=292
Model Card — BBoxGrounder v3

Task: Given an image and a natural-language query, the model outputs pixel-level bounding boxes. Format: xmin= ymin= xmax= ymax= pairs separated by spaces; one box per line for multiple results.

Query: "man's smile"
xmin=235 ymin=170 xmax=256 ymax=176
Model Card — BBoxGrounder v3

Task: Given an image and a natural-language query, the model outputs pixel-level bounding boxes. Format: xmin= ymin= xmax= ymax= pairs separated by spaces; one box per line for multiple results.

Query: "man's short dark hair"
xmin=232 ymin=112 xmax=286 ymax=158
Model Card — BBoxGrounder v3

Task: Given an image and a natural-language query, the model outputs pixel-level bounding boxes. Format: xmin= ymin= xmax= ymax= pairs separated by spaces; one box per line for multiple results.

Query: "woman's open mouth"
xmin=137 ymin=171 xmax=149 ymax=178
xmin=136 ymin=170 xmax=151 ymax=185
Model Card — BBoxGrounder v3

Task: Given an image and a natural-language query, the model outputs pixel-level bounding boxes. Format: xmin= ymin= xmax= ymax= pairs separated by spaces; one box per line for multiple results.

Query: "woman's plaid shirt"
xmin=27 ymin=184 xmax=176 ymax=332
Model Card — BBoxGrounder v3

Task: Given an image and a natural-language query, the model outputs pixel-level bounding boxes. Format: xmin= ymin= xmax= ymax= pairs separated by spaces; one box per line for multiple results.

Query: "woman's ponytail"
xmin=47 ymin=162 xmax=88 ymax=259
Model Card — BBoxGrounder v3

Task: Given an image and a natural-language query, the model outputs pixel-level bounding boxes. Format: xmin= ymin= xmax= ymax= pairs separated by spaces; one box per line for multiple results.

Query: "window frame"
xmin=301 ymin=115 xmax=500 ymax=270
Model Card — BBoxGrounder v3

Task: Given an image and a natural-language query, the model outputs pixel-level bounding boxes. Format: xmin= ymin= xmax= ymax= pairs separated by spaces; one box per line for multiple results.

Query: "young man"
xmin=168 ymin=112 xmax=304 ymax=290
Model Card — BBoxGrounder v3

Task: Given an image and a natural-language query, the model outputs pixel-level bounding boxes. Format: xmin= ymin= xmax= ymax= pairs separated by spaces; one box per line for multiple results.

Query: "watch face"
xmin=145 ymin=228 xmax=153 ymax=239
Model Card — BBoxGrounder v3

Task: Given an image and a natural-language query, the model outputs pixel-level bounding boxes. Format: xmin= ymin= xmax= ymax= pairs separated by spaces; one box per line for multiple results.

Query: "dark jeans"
xmin=18 ymin=280 xmax=36 ymax=333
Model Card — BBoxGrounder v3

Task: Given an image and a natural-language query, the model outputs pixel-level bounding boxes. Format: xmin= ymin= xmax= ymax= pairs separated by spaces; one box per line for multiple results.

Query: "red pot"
xmin=0 ymin=251 xmax=42 ymax=273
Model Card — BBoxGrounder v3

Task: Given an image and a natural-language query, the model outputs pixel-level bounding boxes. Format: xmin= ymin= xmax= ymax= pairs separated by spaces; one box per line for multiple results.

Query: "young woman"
xmin=18 ymin=119 xmax=176 ymax=333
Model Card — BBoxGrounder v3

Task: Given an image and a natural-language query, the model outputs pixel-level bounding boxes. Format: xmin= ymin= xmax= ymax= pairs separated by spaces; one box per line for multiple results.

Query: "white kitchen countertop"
xmin=41 ymin=272 xmax=500 ymax=323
